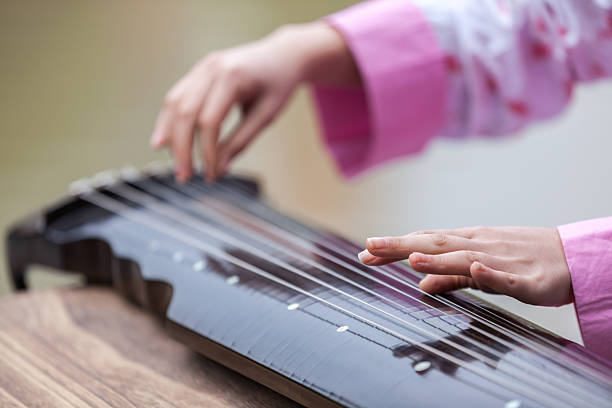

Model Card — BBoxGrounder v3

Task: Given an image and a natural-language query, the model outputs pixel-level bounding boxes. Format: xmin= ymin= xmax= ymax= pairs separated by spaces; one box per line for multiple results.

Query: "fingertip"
xmin=221 ymin=160 xmax=230 ymax=175
xmin=418 ymin=275 xmax=440 ymax=294
xmin=151 ymin=135 xmax=164 ymax=150
xmin=175 ymin=165 xmax=193 ymax=184
xmin=175 ymin=172 xmax=186 ymax=184
xmin=418 ymin=277 xmax=429 ymax=292
xmin=408 ymin=252 xmax=428 ymax=268
xmin=205 ymin=168 xmax=216 ymax=184
xmin=470 ymin=261 xmax=484 ymax=273
xmin=470 ymin=261 xmax=494 ymax=285
xmin=218 ymin=155 xmax=231 ymax=176
xmin=357 ymin=249 xmax=373 ymax=264
xmin=150 ymin=127 xmax=161 ymax=146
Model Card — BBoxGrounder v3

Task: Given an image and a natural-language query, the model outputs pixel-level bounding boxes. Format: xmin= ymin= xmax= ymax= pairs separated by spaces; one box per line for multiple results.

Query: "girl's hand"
xmin=358 ymin=226 xmax=573 ymax=306
xmin=151 ymin=22 xmax=359 ymax=182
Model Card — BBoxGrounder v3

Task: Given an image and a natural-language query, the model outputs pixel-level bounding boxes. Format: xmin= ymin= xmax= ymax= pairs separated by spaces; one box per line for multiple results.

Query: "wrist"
xmin=271 ymin=22 xmax=359 ymax=85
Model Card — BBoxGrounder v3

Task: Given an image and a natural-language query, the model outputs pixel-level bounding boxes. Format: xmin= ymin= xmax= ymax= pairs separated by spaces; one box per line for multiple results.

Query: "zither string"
xmin=80 ymin=189 xmax=576 ymax=408
xmin=110 ymin=181 xmax=608 ymax=407
xmin=128 ymin=178 xmax=610 ymax=399
xmin=169 ymin=175 xmax=612 ymax=386
xmin=205 ymin=176 xmax=612 ymax=381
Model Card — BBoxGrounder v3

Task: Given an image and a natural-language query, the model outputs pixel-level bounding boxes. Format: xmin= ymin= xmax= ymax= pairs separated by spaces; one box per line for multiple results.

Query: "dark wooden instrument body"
xmin=6 ymin=172 xmax=612 ymax=408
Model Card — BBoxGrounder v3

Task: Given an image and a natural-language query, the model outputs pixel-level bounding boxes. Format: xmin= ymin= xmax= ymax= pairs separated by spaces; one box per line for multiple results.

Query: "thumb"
xmin=217 ymin=94 xmax=281 ymax=174
xmin=419 ymin=274 xmax=473 ymax=294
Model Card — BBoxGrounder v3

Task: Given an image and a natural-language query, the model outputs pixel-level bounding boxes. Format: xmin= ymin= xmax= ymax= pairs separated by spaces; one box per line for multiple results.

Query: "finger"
xmin=151 ymin=109 xmax=173 ymax=149
xmin=151 ymin=77 xmax=190 ymax=149
xmin=216 ymin=95 xmax=280 ymax=175
xmin=170 ymin=78 xmax=214 ymax=182
xmin=171 ymin=124 xmax=194 ymax=182
xmin=408 ymin=251 xmax=509 ymax=277
xmin=197 ymin=77 xmax=239 ymax=182
xmin=419 ymin=274 xmax=474 ymax=294
xmin=357 ymin=249 xmax=403 ymax=266
xmin=469 ymin=262 xmax=530 ymax=301
xmin=365 ymin=234 xmax=481 ymax=258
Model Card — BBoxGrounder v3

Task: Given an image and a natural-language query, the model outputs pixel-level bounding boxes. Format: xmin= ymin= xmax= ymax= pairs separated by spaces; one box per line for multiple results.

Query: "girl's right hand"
xmin=358 ymin=226 xmax=573 ymax=307
xmin=151 ymin=22 xmax=359 ymax=182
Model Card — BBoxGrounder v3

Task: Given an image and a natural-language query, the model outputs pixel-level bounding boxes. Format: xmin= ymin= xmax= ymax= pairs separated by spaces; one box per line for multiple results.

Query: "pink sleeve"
xmin=558 ymin=217 xmax=612 ymax=361
xmin=312 ymin=0 xmax=447 ymax=178
xmin=313 ymin=0 xmax=612 ymax=177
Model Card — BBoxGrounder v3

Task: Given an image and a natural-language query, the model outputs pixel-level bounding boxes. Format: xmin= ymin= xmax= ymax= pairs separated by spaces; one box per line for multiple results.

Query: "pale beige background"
xmin=3 ymin=1 xmax=611 ymax=344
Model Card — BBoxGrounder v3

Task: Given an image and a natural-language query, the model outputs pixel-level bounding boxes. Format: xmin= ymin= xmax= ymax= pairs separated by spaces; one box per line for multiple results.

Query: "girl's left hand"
xmin=358 ymin=226 xmax=573 ymax=306
xmin=150 ymin=22 xmax=358 ymax=183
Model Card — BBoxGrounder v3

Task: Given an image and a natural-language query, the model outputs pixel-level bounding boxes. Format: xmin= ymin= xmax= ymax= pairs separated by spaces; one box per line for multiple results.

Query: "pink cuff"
xmin=558 ymin=217 xmax=612 ymax=361
xmin=312 ymin=0 xmax=447 ymax=178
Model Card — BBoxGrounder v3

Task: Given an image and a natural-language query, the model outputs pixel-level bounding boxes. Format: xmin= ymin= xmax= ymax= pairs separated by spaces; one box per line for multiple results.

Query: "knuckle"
xmin=460 ymin=227 xmax=480 ymax=239
xmin=472 ymin=226 xmax=489 ymax=236
xmin=435 ymin=255 xmax=447 ymax=268
xmin=532 ymin=270 xmax=545 ymax=285
xmin=388 ymin=237 xmax=404 ymax=249
xmin=224 ymin=64 xmax=245 ymax=80
xmin=176 ymin=103 xmax=196 ymax=119
xmin=205 ymin=51 xmax=223 ymax=67
xmin=461 ymin=229 xmax=475 ymax=239
xmin=430 ymin=234 xmax=448 ymax=247
xmin=163 ymin=92 xmax=180 ymax=108
xmin=464 ymin=251 xmax=480 ymax=263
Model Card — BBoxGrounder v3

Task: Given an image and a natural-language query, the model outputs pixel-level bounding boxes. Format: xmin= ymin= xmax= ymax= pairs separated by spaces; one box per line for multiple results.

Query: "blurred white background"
xmin=3 ymin=0 xmax=611 ymax=344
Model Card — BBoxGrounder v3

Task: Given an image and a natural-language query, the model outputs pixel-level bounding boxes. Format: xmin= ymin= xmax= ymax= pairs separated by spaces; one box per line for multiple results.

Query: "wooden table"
xmin=0 ymin=287 xmax=302 ymax=407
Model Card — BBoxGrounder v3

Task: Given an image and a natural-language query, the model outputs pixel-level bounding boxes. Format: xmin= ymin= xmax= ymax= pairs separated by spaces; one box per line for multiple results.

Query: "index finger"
xmin=365 ymin=234 xmax=481 ymax=258
xmin=151 ymin=76 xmax=190 ymax=149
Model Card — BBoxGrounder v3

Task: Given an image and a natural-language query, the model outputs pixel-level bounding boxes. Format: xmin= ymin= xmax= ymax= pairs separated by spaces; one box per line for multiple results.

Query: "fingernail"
xmin=175 ymin=167 xmax=191 ymax=184
xmin=357 ymin=250 xmax=370 ymax=263
xmin=366 ymin=237 xmax=387 ymax=249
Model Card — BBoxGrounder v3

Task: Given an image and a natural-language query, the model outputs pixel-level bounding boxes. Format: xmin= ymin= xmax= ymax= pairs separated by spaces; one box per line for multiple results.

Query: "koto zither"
xmin=7 ymin=166 xmax=612 ymax=408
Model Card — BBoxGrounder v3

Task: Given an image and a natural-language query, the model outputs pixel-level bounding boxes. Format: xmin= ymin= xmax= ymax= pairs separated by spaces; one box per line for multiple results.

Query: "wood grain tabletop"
xmin=0 ymin=287 xmax=302 ymax=408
